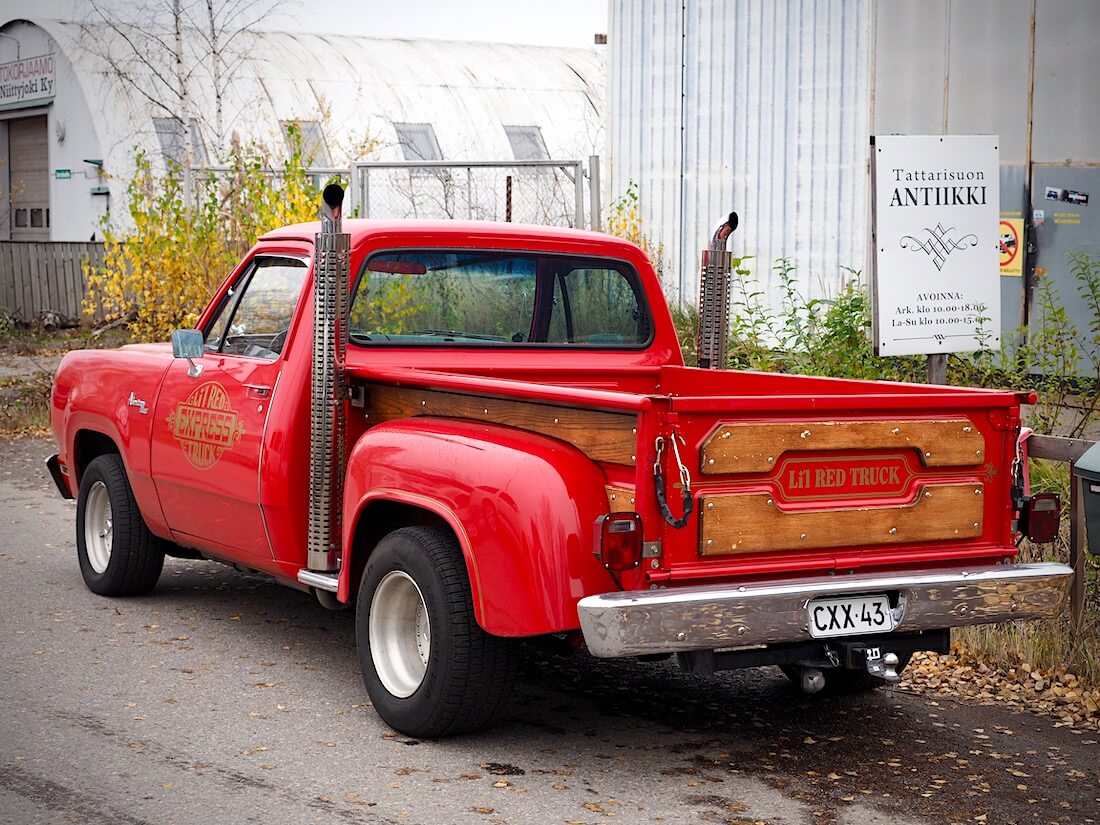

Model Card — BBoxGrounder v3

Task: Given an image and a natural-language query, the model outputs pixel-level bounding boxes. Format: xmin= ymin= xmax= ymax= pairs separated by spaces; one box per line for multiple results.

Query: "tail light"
xmin=1021 ymin=493 xmax=1061 ymax=543
xmin=594 ymin=512 xmax=643 ymax=571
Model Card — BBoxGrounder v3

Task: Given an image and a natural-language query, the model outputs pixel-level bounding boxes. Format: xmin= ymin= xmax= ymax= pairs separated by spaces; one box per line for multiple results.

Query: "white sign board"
xmin=871 ymin=135 xmax=1000 ymax=356
xmin=0 ymin=54 xmax=56 ymax=111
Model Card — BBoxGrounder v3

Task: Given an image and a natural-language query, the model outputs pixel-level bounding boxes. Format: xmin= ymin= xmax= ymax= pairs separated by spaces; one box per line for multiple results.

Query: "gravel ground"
xmin=2 ymin=435 xmax=1097 ymax=825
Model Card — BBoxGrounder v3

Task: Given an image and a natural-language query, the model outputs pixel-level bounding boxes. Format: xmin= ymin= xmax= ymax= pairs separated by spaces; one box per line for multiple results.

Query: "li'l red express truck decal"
xmin=165 ymin=381 xmax=246 ymax=470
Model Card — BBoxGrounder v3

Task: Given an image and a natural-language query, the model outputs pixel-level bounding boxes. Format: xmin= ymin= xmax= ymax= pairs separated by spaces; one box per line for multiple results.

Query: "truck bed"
xmin=348 ymin=360 xmax=1025 ymax=588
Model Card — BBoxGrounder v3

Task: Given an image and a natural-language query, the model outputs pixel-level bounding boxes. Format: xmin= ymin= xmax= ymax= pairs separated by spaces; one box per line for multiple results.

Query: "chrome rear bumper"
xmin=577 ymin=563 xmax=1073 ymax=658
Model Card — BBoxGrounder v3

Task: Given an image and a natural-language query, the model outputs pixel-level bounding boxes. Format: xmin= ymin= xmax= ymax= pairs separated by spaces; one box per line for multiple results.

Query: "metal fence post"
xmin=573 ymin=161 xmax=585 ymax=229
xmin=588 ymin=155 xmax=602 ymax=231
xmin=1071 ymin=472 xmax=1086 ymax=629
xmin=363 ymin=168 xmax=370 ymax=220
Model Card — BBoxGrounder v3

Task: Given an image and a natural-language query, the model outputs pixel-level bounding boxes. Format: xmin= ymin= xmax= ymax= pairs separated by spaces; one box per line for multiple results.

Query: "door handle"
xmin=244 ymin=384 xmax=272 ymax=398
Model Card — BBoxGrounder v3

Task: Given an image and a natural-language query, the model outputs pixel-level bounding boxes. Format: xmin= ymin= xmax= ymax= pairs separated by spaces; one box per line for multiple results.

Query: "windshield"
xmin=349 ymin=251 xmax=650 ymax=347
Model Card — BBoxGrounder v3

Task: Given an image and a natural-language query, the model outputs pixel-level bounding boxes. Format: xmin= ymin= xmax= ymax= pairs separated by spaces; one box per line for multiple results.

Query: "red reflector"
xmin=1024 ymin=493 xmax=1061 ymax=543
xmin=595 ymin=512 xmax=643 ymax=571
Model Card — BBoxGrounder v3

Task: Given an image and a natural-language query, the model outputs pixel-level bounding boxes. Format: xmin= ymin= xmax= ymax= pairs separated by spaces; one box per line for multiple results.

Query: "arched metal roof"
xmin=3 ymin=16 xmax=604 ymax=181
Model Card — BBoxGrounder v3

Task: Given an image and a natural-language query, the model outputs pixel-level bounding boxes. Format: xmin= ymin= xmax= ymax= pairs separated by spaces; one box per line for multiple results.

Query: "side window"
xmin=546 ymin=267 xmax=647 ymax=345
xmin=204 ymin=258 xmax=307 ymax=359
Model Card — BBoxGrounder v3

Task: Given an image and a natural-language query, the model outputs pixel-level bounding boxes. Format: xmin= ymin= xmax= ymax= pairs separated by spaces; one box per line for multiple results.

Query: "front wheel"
xmin=356 ymin=526 xmax=518 ymax=737
xmin=76 ymin=454 xmax=165 ymax=596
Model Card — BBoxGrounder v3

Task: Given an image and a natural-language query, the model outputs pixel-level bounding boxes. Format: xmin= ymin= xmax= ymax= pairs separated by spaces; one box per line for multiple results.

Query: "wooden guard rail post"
xmin=1026 ymin=434 xmax=1096 ymax=629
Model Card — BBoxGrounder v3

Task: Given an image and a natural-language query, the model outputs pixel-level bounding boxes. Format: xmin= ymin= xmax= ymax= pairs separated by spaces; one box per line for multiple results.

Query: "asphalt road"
xmin=1 ymin=436 xmax=1097 ymax=825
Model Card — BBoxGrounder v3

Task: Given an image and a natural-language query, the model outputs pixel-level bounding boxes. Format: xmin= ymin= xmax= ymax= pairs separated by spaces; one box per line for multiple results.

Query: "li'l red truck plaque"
xmin=774 ymin=453 xmax=913 ymax=502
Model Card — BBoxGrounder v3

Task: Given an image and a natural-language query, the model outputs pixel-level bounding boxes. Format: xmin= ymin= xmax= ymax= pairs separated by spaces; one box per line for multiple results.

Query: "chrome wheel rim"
xmin=369 ymin=570 xmax=431 ymax=698
xmin=84 ymin=481 xmax=113 ymax=574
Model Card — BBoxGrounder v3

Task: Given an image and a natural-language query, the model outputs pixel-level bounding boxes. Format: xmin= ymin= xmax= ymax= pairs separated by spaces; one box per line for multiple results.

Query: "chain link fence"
xmin=191 ymin=158 xmax=603 ymax=231
xmin=349 ymin=159 xmax=601 ymax=230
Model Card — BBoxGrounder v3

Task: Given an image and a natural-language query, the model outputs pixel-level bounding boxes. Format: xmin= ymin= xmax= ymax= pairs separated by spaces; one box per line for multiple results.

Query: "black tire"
xmin=780 ymin=652 xmax=912 ymax=694
xmin=356 ymin=526 xmax=518 ymax=737
xmin=76 ymin=454 xmax=165 ymax=596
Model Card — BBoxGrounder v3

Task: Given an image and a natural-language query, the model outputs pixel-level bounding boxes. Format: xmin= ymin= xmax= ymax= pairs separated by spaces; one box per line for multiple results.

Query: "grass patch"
xmin=0 ymin=325 xmax=132 ymax=437
xmin=0 ymin=372 xmax=53 ymax=436
xmin=957 ymin=459 xmax=1100 ymax=685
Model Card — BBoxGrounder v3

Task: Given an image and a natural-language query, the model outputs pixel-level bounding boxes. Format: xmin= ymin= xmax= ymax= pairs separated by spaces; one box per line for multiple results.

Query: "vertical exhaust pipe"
xmin=696 ymin=212 xmax=738 ymax=370
xmin=307 ymin=184 xmax=350 ymax=572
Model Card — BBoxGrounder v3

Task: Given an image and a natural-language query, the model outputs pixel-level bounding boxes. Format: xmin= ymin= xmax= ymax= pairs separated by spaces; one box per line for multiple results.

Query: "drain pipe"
xmin=306 ymin=184 xmax=350 ymax=574
xmin=696 ymin=212 xmax=738 ymax=370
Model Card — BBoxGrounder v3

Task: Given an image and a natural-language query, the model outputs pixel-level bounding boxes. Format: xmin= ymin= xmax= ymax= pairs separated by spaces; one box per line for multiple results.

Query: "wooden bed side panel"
xmin=364 ymin=385 xmax=638 ymax=466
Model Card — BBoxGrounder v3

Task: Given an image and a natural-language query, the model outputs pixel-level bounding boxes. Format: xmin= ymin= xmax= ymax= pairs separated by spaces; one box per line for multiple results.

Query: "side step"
xmin=298 ymin=569 xmax=339 ymax=592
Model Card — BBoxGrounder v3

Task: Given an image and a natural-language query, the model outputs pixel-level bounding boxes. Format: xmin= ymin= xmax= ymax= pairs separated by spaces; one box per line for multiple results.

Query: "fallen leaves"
xmin=899 ymin=650 xmax=1100 ymax=731
xmin=480 ymin=762 xmax=525 ymax=776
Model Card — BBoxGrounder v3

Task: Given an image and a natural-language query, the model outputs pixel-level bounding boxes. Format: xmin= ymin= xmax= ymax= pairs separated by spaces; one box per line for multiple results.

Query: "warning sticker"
xmin=999 ymin=218 xmax=1024 ymax=277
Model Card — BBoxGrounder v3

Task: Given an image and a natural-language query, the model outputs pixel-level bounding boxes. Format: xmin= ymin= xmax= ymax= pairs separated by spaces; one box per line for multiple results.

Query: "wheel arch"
xmin=339 ymin=417 xmax=616 ymax=637
xmin=73 ymin=428 xmax=121 ymax=485
xmin=340 ymin=494 xmax=462 ymax=606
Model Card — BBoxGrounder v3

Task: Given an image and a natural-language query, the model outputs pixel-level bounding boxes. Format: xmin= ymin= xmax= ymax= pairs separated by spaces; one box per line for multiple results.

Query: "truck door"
xmin=151 ymin=255 xmax=308 ymax=559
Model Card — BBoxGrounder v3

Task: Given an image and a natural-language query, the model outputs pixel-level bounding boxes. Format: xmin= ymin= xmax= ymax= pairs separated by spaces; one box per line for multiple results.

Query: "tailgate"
xmin=640 ymin=373 xmax=1023 ymax=585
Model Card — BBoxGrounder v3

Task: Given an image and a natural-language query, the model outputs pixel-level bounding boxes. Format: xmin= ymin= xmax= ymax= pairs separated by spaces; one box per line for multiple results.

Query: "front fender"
xmin=53 ymin=349 xmax=172 ymax=537
xmin=341 ymin=417 xmax=616 ymax=636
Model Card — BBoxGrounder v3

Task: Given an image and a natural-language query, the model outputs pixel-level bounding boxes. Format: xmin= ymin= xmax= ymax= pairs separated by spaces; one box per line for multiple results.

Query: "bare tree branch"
xmin=78 ymin=0 xmax=282 ymax=168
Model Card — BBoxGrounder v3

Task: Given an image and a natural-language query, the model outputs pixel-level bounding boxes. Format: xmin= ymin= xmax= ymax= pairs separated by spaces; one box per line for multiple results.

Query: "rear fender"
xmin=340 ymin=417 xmax=616 ymax=636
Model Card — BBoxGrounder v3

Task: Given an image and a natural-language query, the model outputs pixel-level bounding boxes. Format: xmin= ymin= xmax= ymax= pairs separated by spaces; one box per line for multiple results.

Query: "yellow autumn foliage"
xmin=605 ymin=181 xmax=666 ymax=278
xmin=84 ymin=125 xmax=327 ymax=341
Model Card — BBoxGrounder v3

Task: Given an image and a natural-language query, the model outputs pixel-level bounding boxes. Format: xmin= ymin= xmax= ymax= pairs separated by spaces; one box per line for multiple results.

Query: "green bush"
xmin=672 ymin=253 xmax=1100 ymax=429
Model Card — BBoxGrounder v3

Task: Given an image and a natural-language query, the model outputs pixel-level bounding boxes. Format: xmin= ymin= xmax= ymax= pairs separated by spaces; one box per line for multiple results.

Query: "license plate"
xmin=808 ymin=594 xmax=894 ymax=639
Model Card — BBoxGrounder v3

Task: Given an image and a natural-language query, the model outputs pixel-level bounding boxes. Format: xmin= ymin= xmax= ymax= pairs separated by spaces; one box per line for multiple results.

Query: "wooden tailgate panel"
xmin=699 ymin=483 xmax=985 ymax=555
xmin=700 ymin=419 xmax=985 ymax=474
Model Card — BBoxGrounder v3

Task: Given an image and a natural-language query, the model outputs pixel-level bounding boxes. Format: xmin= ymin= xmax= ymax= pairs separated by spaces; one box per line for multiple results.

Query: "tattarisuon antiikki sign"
xmin=871 ymin=134 xmax=1000 ymax=357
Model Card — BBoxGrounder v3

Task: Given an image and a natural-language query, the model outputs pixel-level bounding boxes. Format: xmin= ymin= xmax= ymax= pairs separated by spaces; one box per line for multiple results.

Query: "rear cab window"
xmin=349 ymin=251 xmax=651 ymax=348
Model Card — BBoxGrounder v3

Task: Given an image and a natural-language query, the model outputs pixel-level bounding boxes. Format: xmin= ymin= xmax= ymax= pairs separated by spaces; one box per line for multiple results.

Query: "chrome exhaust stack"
xmin=696 ymin=212 xmax=738 ymax=370
xmin=307 ymin=184 xmax=350 ymax=573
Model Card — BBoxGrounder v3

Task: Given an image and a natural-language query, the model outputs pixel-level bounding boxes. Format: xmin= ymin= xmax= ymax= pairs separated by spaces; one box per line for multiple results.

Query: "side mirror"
xmin=171 ymin=329 xmax=205 ymax=377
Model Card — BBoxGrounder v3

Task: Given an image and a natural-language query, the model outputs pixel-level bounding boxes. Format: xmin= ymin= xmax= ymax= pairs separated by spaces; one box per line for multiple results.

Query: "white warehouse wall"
xmin=0 ymin=19 xmax=108 ymax=241
xmin=608 ymin=0 xmax=872 ymax=307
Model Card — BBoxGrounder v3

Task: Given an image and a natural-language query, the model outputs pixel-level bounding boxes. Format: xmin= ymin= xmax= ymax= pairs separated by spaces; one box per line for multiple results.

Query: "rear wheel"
xmin=76 ymin=454 xmax=165 ymax=596
xmin=356 ymin=526 xmax=518 ymax=737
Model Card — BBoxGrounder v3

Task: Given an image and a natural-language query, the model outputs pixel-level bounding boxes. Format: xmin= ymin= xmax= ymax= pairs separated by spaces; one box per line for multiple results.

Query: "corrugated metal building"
xmin=609 ymin=0 xmax=871 ymax=305
xmin=0 ymin=13 xmax=604 ymax=241
xmin=609 ymin=0 xmax=1100 ymax=356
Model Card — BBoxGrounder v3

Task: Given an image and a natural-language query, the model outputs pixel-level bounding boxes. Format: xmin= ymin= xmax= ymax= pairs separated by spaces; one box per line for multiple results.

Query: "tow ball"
xmin=863 ymin=647 xmax=901 ymax=683
xmin=796 ymin=646 xmax=901 ymax=694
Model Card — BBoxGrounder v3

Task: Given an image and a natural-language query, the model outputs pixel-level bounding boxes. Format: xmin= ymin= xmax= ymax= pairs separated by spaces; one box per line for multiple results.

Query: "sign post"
xmin=871 ymin=135 xmax=1001 ymax=382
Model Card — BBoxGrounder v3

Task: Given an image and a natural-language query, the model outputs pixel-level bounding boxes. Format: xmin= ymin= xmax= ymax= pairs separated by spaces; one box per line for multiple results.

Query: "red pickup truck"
xmin=48 ymin=190 xmax=1071 ymax=736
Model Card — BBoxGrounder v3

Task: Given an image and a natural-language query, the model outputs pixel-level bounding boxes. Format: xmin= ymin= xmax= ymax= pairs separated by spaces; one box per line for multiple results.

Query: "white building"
xmin=0 ymin=14 xmax=604 ymax=242
xmin=608 ymin=0 xmax=1100 ymax=360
